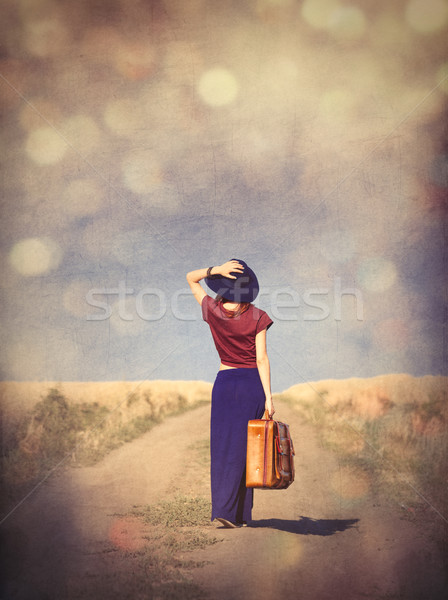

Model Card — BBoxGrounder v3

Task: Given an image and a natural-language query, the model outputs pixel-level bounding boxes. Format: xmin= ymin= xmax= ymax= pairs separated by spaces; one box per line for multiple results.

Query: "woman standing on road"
xmin=186 ymin=259 xmax=274 ymax=528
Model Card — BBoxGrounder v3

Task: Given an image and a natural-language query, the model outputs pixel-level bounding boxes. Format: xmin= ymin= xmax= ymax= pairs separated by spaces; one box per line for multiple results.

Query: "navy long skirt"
xmin=210 ymin=368 xmax=266 ymax=524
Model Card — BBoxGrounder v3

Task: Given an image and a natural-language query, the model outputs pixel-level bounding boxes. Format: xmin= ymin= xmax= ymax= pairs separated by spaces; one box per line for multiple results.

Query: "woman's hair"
xmin=215 ymin=296 xmax=250 ymax=318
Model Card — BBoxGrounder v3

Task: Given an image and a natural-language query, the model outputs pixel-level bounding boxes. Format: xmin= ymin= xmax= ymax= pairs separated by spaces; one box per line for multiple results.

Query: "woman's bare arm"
xmin=186 ymin=267 xmax=209 ymax=305
xmin=186 ymin=260 xmax=244 ymax=305
xmin=255 ymin=328 xmax=275 ymax=417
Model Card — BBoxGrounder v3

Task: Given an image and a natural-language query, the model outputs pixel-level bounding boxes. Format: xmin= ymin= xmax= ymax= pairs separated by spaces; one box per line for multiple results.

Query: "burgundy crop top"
xmin=201 ymin=295 xmax=273 ymax=368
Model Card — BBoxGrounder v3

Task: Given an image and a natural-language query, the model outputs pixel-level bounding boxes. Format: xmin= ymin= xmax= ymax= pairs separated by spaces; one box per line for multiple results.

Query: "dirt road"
xmin=1 ymin=400 xmax=446 ymax=599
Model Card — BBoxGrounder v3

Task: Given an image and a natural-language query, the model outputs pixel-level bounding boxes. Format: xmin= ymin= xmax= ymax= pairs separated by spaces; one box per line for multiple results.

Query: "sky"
xmin=0 ymin=0 xmax=447 ymax=392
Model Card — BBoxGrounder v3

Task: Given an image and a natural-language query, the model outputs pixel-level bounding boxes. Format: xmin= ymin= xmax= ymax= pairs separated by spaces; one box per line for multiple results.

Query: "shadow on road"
xmin=250 ymin=516 xmax=359 ymax=535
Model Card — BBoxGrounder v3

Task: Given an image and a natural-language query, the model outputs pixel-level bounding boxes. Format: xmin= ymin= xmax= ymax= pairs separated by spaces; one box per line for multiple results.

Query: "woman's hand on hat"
xmin=218 ymin=260 xmax=244 ymax=279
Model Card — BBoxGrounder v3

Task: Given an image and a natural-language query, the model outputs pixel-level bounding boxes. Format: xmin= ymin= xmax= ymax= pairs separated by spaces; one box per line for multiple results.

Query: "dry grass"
xmin=0 ymin=380 xmax=212 ymax=419
xmin=278 ymin=374 xmax=448 ymax=515
xmin=101 ymin=495 xmax=218 ymax=600
xmin=0 ymin=380 xmax=212 ymax=498
xmin=68 ymin=494 xmax=217 ymax=600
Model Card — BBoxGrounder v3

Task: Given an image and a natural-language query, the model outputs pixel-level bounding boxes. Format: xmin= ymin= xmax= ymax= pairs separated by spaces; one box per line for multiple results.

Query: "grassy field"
xmin=0 ymin=380 xmax=212 ymax=499
xmin=2 ymin=375 xmax=447 ymax=521
xmin=278 ymin=374 xmax=448 ymax=518
xmin=0 ymin=379 xmax=213 ymax=418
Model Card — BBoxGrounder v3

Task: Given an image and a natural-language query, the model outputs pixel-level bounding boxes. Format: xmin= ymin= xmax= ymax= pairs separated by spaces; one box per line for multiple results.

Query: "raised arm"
xmin=255 ymin=328 xmax=275 ymax=417
xmin=186 ymin=260 xmax=244 ymax=305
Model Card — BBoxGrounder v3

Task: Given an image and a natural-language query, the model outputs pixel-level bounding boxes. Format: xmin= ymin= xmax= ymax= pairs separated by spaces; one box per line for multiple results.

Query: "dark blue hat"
xmin=205 ymin=259 xmax=259 ymax=303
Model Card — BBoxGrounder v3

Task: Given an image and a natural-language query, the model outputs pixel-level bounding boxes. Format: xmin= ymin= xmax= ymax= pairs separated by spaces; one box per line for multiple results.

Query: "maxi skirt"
xmin=210 ymin=367 xmax=266 ymax=524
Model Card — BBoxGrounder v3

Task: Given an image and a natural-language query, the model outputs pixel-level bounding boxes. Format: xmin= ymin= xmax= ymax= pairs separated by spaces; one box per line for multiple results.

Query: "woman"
xmin=186 ymin=259 xmax=274 ymax=528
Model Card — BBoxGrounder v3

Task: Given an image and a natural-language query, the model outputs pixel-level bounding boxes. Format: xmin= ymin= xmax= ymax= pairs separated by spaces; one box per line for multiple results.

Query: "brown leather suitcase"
xmin=246 ymin=412 xmax=295 ymax=489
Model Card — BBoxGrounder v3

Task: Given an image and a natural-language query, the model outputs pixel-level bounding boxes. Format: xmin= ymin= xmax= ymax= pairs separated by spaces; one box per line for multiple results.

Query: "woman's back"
xmin=202 ymin=295 xmax=273 ymax=368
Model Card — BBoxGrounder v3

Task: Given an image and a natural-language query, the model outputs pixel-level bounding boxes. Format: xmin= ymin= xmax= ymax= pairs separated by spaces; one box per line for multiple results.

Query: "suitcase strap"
xmin=263 ymin=420 xmax=270 ymax=487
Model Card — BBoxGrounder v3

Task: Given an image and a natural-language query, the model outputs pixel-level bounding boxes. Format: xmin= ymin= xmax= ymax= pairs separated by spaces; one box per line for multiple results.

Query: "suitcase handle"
xmin=262 ymin=409 xmax=272 ymax=420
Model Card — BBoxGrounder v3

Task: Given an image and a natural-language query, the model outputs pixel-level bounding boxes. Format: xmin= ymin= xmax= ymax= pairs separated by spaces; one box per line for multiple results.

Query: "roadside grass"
xmin=132 ymin=494 xmax=213 ymax=528
xmin=110 ymin=495 xmax=219 ymax=600
xmin=1 ymin=383 xmax=211 ymax=503
xmin=76 ymin=533 xmax=212 ymax=600
xmin=278 ymin=375 xmax=448 ymax=518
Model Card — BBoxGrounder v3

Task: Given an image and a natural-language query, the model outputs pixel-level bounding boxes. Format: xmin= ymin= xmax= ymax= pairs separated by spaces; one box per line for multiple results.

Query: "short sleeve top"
xmin=201 ymin=295 xmax=273 ymax=368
